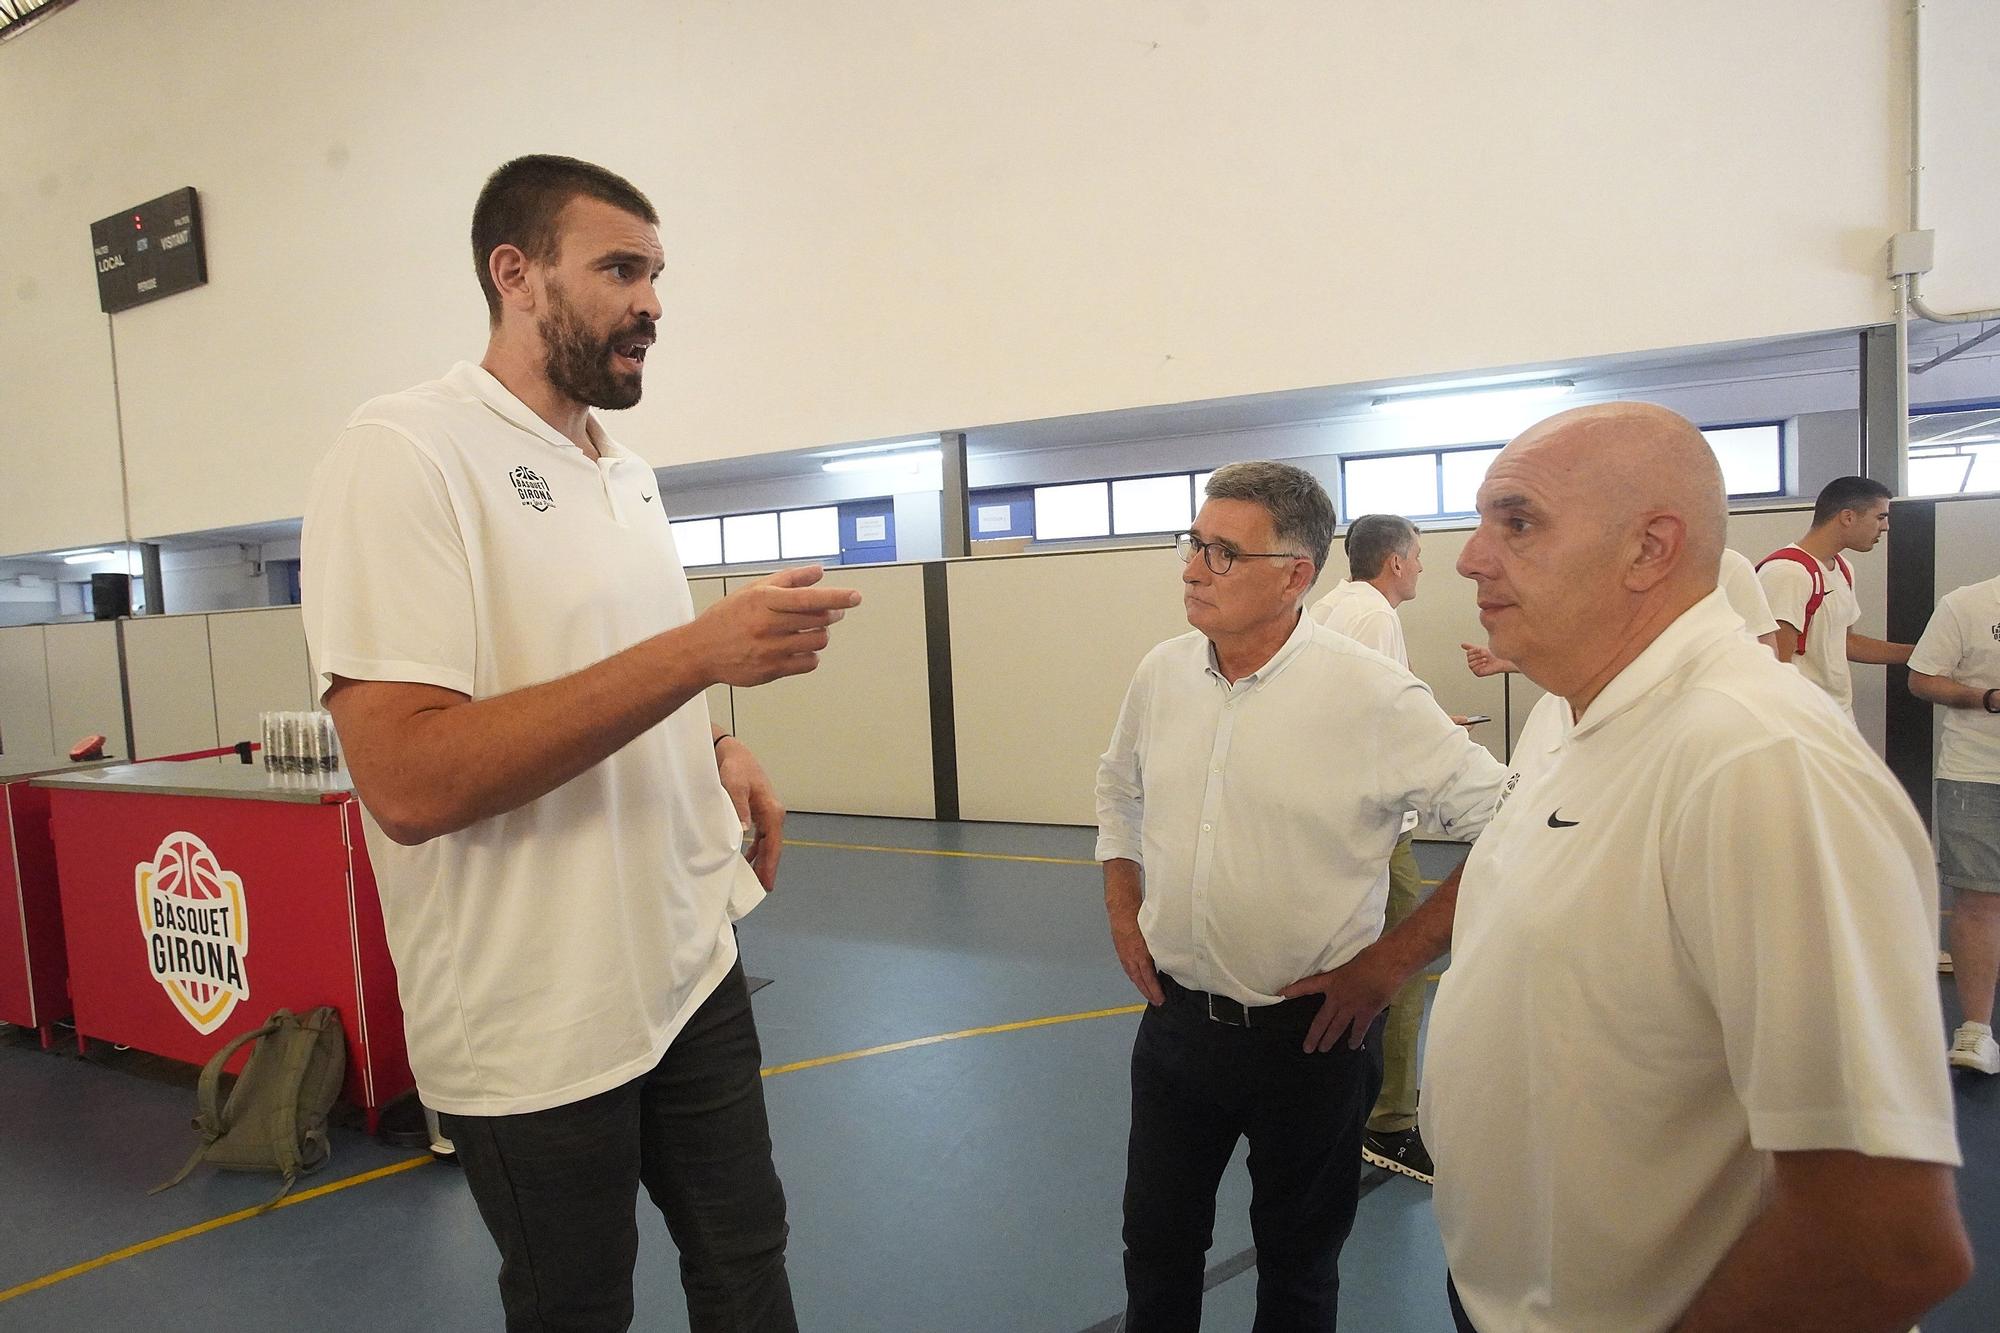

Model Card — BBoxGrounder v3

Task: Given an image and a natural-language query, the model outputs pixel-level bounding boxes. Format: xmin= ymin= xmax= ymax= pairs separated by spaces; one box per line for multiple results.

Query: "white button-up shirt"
xmin=1309 ymin=578 xmax=1407 ymax=666
xmin=1311 ymin=578 xmax=1422 ymax=836
xmin=1095 ymin=610 xmax=1508 ymax=1006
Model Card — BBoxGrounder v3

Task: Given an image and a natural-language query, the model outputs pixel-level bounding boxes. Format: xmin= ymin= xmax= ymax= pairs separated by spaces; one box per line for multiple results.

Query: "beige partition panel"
xmin=0 ymin=626 xmax=54 ymax=758
xmin=689 ymin=577 xmax=732 ymax=735
xmin=1927 ymin=495 xmax=2000 ymax=776
xmin=208 ymin=607 xmax=314 ymax=749
xmin=1395 ymin=525 xmax=1508 ymax=764
xmin=1935 ymin=496 xmax=2000 ymax=605
xmin=44 ymin=621 xmax=126 ymax=757
xmin=951 ymin=545 xmax=1190 ymax=825
xmin=122 ymin=614 xmax=219 ymax=760
xmin=724 ymin=563 xmax=934 ymax=819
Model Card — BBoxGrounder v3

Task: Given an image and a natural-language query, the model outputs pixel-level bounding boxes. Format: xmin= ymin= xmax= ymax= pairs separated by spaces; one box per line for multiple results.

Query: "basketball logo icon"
xmin=135 ymin=831 xmax=251 ymax=1034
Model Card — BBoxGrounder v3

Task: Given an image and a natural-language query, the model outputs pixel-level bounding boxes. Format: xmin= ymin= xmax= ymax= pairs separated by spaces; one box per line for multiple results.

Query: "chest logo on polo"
xmin=135 ymin=831 xmax=250 ymax=1035
xmin=509 ymin=466 xmax=555 ymax=512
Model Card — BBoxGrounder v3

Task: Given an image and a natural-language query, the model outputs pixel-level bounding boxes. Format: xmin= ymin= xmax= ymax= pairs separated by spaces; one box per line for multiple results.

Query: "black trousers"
xmin=1447 ymin=1275 xmax=1479 ymax=1332
xmin=1121 ymin=974 xmax=1385 ymax=1333
xmin=441 ymin=959 xmax=796 ymax=1333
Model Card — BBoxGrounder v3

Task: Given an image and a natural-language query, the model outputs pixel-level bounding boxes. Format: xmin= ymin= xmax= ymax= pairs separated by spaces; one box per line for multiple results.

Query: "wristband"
xmin=1985 ymin=688 xmax=2000 ymax=715
xmin=714 ymin=732 xmax=731 ymax=748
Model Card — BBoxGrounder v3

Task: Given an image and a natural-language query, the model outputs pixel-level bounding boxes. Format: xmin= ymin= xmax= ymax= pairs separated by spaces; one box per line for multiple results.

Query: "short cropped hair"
xmin=1203 ymin=462 xmax=1336 ymax=572
xmin=1344 ymin=513 xmax=1419 ymax=580
xmin=1812 ymin=475 xmax=1893 ymax=527
xmin=471 ymin=155 xmax=658 ymax=321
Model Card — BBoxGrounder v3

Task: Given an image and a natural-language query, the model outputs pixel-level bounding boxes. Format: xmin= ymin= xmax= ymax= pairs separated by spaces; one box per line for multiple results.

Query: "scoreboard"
xmin=90 ymin=187 xmax=207 ymax=314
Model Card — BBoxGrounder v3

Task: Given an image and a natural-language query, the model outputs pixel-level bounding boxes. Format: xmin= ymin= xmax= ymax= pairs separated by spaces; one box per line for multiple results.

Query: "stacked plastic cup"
xmin=260 ymin=710 xmax=341 ymax=784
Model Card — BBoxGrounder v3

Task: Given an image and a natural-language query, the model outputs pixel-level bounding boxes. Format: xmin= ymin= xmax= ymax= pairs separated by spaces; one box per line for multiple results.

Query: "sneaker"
xmin=1948 ymin=1024 xmax=1999 ymax=1075
xmin=1363 ymin=1127 xmax=1435 ymax=1184
xmin=1939 ymin=950 xmax=1953 ymax=974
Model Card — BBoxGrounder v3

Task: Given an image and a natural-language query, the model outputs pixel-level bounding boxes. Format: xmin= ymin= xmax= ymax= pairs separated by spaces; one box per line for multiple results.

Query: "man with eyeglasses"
xmin=1096 ymin=462 xmax=1508 ymax=1332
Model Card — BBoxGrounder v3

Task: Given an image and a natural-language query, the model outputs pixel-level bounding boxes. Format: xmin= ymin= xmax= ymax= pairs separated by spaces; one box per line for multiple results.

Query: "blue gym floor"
xmin=3 ymin=814 xmax=1996 ymax=1331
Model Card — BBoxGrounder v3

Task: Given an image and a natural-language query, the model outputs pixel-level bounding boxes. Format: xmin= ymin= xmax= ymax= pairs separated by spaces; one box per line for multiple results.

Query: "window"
xmin=671 ymin=518 xmax=723 ymax=568
xmin=1342 ymin=451 xmax=1453 ymax=520
xmin=1702 ymin=424 xmax=1784 ymax=497
xmin=1439 ymin=447 xmax=1502 ymax=514
xmin=779 ymin=507 xmax=840 ymax=559
xmin=1033 ymin=482 xmax=1112 ymax=541
xmin=722 ymin=512 xmax=780 ymax=564
xmin=1340 ymin=421 xmax=1787 ymax=521
xmin=1112 ymin=475 xmax=1195 ymax=535
xmin=1908 ymin=405 xmax=2000 ymax=498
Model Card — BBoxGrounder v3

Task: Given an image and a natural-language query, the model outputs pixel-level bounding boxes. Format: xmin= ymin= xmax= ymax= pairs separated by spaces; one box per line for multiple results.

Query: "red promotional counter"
xmin=1 ymin=754 xmax=112 ymax=1047
xmin=36 ymin=762 xmax=412 ymax=1129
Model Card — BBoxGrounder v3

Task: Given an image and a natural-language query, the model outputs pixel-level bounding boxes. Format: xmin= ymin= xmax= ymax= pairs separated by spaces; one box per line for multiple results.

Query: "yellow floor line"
xmin=761 ymin=1003 xmax=1146 ymax=1078
xmin=0 ymin=1002 xmax=1148 ymax=1305
xmin=786 ymin=837 xmax=1098 ymax=866
xmin=0 ymin=1156 xmax=431 ymax=1306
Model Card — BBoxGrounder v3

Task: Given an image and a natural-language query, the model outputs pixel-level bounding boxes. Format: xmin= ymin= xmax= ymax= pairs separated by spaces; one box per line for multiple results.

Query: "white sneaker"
xmin=1948 ymin=1024 xmax=1999 ymax=1075
xmin=1939 ymin=950 xmax=1953 ymax=974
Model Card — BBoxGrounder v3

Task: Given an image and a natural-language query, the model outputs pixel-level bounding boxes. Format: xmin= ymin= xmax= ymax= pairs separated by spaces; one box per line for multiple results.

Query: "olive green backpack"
xmin=152 ymin=1006 xmax=347 ymax=1210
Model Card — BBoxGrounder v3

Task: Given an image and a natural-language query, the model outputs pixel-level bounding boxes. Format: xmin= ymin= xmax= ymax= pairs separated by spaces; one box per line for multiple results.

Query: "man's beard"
xmin=539 ymin=280 xmax=649 ymax=411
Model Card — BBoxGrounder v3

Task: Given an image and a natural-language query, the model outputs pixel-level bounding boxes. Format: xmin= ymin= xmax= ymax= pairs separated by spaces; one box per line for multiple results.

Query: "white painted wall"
xmin=0 ymin=0 xmax=1934 ymax=557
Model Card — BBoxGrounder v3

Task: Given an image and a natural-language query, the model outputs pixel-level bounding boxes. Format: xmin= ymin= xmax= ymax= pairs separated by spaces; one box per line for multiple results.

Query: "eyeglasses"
xmin=1174 ymin=532 xmax=1303 ymax=575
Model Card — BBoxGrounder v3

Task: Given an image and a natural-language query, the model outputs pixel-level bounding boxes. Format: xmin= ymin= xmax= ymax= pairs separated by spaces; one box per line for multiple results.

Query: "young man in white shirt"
xmin=1097 ymin=463 xmax=1508 ymax=1331
xmin=1309 ymin=513 xmax=1462 ymax=1184
xmin=1757 ymin=475 xmax=1914 ymax=720
xmin=1909 ymin=573 xmax=2000 ymax=1074
xmin=1431 ymin=402 xmax=1967 ymax=1333
xmin=304 ymin=156 xmax=859 ymax=1332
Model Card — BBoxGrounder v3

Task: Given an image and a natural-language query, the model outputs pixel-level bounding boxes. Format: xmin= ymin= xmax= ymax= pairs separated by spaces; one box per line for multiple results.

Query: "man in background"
xmin=1909 ymin=571 xmax=2000 ymax=1074
xmin=1757 ymin=476 xmax=1913 ymax=721
xmin=1309 ymin=513 xmax=1466 ymax=1184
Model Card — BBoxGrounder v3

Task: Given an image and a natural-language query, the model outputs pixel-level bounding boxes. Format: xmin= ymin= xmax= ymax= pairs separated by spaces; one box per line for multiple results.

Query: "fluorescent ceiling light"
xmin=817 ymin=436 xmax=939 ymax=460
xmin=822 ymin=449 xmax=939 ymax=475
xmin=1371 ymin=380 xmax=1576 ymax=416
xmin=62 ymin=550 xmax=113 ymax=565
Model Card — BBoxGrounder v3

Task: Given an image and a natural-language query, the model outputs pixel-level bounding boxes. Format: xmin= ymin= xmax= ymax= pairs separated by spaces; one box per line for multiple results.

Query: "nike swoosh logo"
xmin=1547 ymin=811 xmax=1580 ymax=828
xmin=642 ymin=494 xmax=656 ymax=503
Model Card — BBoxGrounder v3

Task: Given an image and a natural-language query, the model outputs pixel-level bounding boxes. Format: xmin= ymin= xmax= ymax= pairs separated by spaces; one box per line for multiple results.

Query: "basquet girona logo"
xmin=135 ymin=831 xmax=250 ymax=1034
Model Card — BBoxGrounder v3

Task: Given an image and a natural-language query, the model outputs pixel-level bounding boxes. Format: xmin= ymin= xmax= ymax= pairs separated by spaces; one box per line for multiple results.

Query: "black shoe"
xmin=1363 ymin=1127 xmax=1435 ymax=1185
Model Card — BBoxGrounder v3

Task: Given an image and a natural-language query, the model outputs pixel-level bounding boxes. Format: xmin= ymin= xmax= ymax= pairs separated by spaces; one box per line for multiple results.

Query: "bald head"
xmin=1508 ymin=402 xmax=1726 ymax=593
xmin=1457 ymin=401 xmax=1731 ymax=711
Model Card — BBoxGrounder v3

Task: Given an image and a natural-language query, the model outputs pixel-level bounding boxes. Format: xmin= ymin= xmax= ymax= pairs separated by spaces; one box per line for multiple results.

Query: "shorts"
xmin=1937 ymin=779 xmax=2000 ymax=894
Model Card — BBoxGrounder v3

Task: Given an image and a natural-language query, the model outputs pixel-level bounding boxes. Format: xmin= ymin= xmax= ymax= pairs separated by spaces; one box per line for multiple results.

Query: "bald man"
xmin=1418 ymin=404 xmax=1967 ymax=1332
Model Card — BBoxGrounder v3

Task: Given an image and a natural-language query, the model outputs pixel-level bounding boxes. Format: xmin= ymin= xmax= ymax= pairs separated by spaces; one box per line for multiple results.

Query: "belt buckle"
xmin=1205 ymin=992 xmax=1250 ymax=1027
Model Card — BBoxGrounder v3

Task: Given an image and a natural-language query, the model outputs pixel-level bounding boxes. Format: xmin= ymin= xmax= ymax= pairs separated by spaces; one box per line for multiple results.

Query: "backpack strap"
xmin=1835 ymin=553 xmax=1854 ymax=589
xmin=150 ymin=1015 xmax=284 ymax=1196
xmin=1757 ymin=548 xmax=1830 ymax=651
xmin=255 ymin=1008 xmax=345 ymax=1211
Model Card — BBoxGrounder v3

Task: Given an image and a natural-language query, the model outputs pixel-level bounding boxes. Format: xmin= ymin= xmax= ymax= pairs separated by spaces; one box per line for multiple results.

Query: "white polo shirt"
xmin=302 ymin=362 xmax=763 ymax=1117
xmin=1909 ymin=575 xmax=2000 ymax=785
xmin=1095 ymin=611 xmax=1507 ymax=1005
xmin=1717 ymin=547 xmax=1779 ymax=641
xmin=1425 ymin=591 xmax=1958 ymax=1333
xmin=1758 ymin=545 xmax=1861 ymax=716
